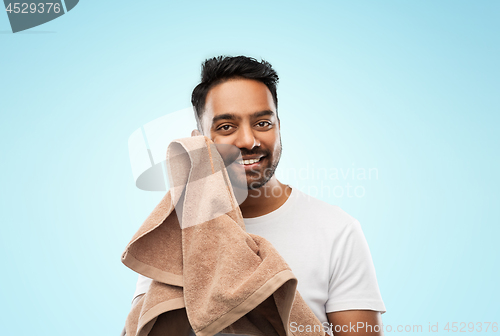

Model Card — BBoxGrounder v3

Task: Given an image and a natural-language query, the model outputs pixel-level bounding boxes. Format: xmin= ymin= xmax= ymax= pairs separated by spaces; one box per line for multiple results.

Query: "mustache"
xmin=239 ymin=149 xmax=269 ymax=157
xmin=215 ymin=144 xmax=269 ymax=167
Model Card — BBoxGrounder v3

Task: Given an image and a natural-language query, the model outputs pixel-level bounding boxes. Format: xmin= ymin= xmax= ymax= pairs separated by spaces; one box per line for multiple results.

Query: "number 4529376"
xmin=444 ymin=322 xmax=498 ymax=332
xmin=5 ymin=3 xmax=61 ymax=14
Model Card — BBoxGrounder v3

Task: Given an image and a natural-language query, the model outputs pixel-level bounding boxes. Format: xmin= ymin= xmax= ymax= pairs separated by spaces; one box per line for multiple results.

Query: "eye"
xmin=256 ymin=121 xmax=272 ymax=128
xmin=217 ymin=124 xmax=233 ymax=132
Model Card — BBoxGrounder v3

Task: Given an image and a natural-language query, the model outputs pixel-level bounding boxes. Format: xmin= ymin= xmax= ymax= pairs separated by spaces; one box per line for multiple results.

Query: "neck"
xmin=236 ymin=176 xmax=292 ymax=218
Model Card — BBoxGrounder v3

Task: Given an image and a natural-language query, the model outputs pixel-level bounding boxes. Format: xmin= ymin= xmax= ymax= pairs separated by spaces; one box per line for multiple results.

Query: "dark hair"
xmin=191 ymin=55 xmax=279 ymax=129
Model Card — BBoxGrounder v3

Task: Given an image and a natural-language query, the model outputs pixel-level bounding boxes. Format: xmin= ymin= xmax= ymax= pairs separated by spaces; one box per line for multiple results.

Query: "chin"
xmin=247 ymin=176 xmax=272 ymax=190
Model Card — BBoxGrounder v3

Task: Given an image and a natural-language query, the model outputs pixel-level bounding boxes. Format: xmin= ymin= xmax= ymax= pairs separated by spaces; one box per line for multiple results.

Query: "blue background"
xmin=1 ymin=1 xmax=498 ymax=335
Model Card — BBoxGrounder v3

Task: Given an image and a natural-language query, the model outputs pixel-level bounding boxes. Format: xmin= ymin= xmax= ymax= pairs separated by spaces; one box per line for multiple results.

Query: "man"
xmin=126 ymin=56 xmax=386 ymax=336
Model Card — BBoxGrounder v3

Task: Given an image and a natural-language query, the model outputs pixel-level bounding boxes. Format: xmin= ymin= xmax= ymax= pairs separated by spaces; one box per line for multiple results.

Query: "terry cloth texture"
xmin=121 ymin=135 xmax=326 ymax=336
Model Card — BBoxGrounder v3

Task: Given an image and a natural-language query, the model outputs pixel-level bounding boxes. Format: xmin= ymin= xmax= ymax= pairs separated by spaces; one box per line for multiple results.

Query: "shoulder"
xmin=292 ymin=188 xmax=358 ymax=231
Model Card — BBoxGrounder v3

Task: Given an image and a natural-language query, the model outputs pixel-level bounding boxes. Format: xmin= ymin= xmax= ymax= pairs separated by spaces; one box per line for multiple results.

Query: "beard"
xmin=224 ymin=140 xmax=283 ymax=191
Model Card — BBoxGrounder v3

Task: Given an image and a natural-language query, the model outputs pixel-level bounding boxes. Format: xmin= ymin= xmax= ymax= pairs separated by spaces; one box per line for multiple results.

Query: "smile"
xmin=236 ymin=156 xmax=264 ymax=165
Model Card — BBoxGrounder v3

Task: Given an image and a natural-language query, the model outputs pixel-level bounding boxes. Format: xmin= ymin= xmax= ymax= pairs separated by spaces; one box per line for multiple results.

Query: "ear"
xmin=191 ymin=129 xmax=202 ymax=137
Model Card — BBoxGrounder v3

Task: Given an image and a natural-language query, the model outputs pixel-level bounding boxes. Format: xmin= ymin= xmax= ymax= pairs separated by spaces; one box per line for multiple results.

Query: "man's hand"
xmin=327 ymin=310 xmax=383 ymax=336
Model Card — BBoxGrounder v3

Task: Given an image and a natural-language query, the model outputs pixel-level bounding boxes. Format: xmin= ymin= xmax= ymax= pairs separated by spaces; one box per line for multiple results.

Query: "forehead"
xmin=204 ymin=78 xmax=275 ymax=119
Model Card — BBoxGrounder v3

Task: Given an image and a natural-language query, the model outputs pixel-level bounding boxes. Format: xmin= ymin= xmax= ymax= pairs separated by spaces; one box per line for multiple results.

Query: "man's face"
xmin=200 ymin=78 xmax=282 ymax=190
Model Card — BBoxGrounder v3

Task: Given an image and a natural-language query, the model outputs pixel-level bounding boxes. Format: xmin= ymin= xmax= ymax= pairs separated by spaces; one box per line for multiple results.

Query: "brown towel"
xmin=121 ymin=135 xmax=326 ymax=336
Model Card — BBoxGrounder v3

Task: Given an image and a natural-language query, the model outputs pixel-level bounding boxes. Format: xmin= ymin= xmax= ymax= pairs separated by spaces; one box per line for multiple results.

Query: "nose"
xmin=234 ymin=124 xmax=260 ymax=150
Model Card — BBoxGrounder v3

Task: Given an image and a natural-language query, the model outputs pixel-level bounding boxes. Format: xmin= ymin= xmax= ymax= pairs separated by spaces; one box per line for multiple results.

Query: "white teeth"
xmin=237 ymin=157 xmax=261 ymax=165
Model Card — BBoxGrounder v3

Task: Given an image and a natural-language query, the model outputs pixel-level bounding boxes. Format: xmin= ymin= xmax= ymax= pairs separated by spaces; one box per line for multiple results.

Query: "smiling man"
xmin=126 ymin=56 xmax=386 ymax=336
xmin=192 ymin=68 xmax=289 ymax=219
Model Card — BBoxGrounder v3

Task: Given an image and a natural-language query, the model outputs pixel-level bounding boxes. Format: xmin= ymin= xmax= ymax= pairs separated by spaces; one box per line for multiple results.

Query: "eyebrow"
xmin=211 ymin=110 xmax=275 ymax=125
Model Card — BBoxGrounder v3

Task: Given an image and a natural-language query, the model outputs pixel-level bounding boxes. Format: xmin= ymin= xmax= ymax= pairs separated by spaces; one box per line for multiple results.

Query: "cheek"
xmin=261 ymin=133 xmax=280 ymax=153
xmin=211 ymin=135 xmax=233 ymax=145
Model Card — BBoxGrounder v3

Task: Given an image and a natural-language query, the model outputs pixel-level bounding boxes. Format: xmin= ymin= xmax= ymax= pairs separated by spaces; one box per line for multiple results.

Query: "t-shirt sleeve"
xmin=131 ymin=274 xmax=153 ymax=305
xmin=325 ymin=219 xmax=386 ymax=314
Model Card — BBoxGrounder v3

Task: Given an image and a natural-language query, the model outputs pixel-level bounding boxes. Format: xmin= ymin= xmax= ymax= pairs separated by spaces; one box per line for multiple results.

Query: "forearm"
xmin=327 ymin=310 xmax=384 ymax=336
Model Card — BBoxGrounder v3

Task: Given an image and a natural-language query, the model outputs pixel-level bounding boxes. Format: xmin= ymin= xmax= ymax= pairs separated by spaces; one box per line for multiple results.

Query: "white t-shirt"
xmin=130 ymin=185 xmax=386 ymax=334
